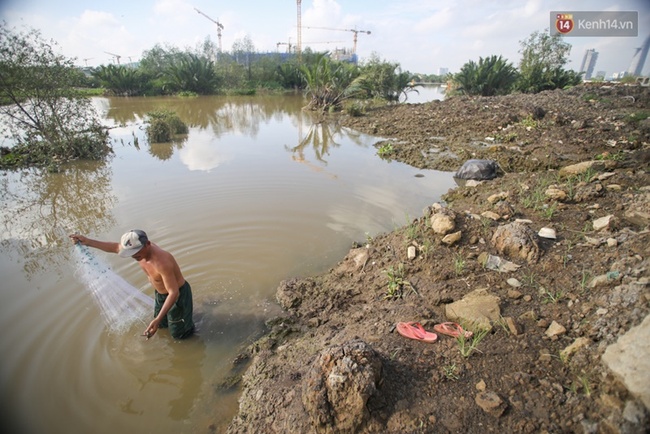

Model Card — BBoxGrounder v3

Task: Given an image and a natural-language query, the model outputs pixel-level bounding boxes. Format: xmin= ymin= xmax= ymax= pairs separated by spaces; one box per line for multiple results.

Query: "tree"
xmin=452 ymin=55 xmax=518 ymax=96
xmin=232 ymin=36 xmax=256 ymax=82
xmin=517 ymin=29 xmax=581 ymax=93
xmin=0 ymin=24 xmax=111 ymax=169
xmin=92 ymin=64 xmax=151 ymax=96
xmin=300 ymin=54 xmax=360 ymax=112
xmin=160 ymin=53 xmax=220 ymax=95
xmin=351 ymin=53 xmax=420 ymax=102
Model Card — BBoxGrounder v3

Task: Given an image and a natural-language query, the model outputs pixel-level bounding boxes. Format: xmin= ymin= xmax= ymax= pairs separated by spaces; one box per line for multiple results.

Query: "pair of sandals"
xmin=396 ymin=321 xmax=473 ymax=343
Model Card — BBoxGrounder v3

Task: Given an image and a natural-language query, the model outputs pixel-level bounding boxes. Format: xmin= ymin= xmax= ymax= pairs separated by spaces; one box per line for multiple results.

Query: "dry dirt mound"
xmin=223 ymin=84 xmax=650 ymax=434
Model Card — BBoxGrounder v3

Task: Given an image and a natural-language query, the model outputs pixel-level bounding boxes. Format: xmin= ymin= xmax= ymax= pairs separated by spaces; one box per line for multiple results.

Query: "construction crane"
xmin=104 ymin=51 xmax=121 ymax=64
xmin=296 ymin=1 xmax=302 ymax=62
xmin=82 ymin=58 xmax=93 ymax=67
xmin=277 ymin=41 xmax=293 ymax=53
xmin=194 ymin=7 xmax=224 ymax=52
xmin=303 ymin=26 xmax=371 ymax=55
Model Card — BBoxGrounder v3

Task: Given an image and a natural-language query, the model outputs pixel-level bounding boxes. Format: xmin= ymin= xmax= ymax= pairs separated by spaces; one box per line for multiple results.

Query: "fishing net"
xmin=73 ymin=243 xmax=154 ymax=334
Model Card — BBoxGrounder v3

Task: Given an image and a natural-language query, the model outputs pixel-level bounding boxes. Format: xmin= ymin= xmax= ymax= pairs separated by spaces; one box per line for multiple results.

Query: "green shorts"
xmin=154 ymin=281 xmax=195 ymax=339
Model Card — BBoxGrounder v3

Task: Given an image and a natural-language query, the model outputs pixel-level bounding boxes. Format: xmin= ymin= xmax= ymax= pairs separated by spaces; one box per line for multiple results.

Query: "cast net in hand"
xmin=73 ymin=243 xmax=154 ymax=334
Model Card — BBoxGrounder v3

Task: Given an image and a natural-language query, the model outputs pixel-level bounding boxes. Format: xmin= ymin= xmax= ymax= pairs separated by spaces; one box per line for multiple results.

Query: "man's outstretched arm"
xmin=69 ymin=234 xmax=120 ymax=254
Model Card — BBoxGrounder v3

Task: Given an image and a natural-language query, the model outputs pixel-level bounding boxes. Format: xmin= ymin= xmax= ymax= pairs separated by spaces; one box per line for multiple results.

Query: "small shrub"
xmin=146 ymin=110 xmax=188 ymax=143
xmin=377 ymin=142 xmax=395 ymax=159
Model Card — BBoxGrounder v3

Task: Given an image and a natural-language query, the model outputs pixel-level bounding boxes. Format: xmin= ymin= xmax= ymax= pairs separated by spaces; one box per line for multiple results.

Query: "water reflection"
xmin=288 ymin=121 xmax=341 ymax=165
xmin=0 ymin=161 xmax=116 ymax=279
xmin=148 ymin=137 xmax=187 ymax=161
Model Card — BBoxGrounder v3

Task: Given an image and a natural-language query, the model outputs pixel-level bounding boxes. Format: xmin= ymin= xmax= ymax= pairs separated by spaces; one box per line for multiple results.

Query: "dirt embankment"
xmin=223 ymin=84 xmax=650 ymax=434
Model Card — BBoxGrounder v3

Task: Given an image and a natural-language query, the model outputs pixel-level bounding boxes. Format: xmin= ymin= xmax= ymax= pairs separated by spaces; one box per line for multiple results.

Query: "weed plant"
xmin=457 ymin=328 xmax=489 ymax=358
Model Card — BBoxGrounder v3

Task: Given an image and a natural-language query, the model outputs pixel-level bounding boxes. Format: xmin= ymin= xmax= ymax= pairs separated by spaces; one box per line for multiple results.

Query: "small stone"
xmin=538 ymin=227 xmax=557 ymax=239
xmin=407 ymin=246 xmax=417 ymax=260
xmin=593 ymin=215 xmax=614 ymax=231
xmin=545 ymin=321 xmax=566 ymax=337
xmin=481 ymin=211 xmax=500 ymax=221
xmin=606 ymin=238 xmax=618 ymax=247
xmin=545 ymin=187 xmax=567 ymax=201
xmin=476 ymin=379 xmax=486 ymax=391
xmin=560 ymin=337 xmax=590 ymax=361
xmin=442 ymin=230 xmax=462 ymax=246
xmin=505 ymin=317 xmax=521 ymax=335
xmin=475 ymin=391 xmax=506 ymax=417
xmin=487 ymin=192 xmax=509 ymax=204
xmin=507 ymin=289 xmax=522 ymax=300
xmin=507 ymin=278 xmax=522 ymax=288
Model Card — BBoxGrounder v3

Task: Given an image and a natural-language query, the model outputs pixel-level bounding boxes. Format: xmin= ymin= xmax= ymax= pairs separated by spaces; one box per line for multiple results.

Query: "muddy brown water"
xmin=0 ymin=93 xmax=453 ymax=433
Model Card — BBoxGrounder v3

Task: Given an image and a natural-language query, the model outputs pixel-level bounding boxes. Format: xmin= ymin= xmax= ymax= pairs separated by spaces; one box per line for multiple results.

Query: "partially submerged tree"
xmin=0 ymin=24 xmax=111 ymax=169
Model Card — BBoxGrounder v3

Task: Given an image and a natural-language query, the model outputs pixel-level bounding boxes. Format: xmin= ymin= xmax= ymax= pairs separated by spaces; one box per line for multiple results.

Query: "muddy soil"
xmin=222 ymin=84 xmax=650 ymax=434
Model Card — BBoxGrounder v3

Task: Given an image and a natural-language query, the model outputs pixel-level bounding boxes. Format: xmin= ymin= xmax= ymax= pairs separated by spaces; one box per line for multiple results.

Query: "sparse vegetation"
xmin=377 ymin=142 xmax=395 ymax=159
xmin=457 ymin=327 xmax=489 ymax=358
xmin=383 ymin=263 xmax=413 ymax=299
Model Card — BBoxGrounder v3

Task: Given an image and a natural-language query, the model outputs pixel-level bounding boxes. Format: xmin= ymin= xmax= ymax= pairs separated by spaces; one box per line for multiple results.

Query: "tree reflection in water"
xmin=0 ymin=160 xmax=117 ymax=279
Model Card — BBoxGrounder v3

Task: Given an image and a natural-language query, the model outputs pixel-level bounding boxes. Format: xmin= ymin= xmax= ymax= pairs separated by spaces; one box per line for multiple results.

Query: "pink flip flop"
xmin=396 ymin=322 xmax=438 ymax=343
xmin=433 ymin=322 xmax=473 ymax=339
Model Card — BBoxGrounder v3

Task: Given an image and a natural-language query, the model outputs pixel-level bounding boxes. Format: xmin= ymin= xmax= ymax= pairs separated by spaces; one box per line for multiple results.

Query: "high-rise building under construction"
xmin=580 ymin=49 xmax=599 ymax=80
xmin=627 ymin=35 xmax=650 ymax=76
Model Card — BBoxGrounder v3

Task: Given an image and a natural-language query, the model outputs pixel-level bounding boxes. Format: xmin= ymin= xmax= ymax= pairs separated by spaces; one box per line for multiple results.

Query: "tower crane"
xmin=194 ymin=7 xmax=224 ymax=52
xmin=277 ymin=41 xmax=293 ymax=53
xmin=303 ymin=26 xmax=371 ymax=55
xmin=296 ymin=1 xmax=302 ymax=62
xmin=104 ymin=51 xmax=121 ymax=64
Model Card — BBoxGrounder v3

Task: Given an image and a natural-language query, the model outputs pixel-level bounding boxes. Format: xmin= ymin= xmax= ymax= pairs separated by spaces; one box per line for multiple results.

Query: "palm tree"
xmin=300 ymin=54 xmax=359 ymax=111
xmin=161 ymin=53 xmax=220 ymax=95
xmin=453 ymin=55 xmax=518 ymax=96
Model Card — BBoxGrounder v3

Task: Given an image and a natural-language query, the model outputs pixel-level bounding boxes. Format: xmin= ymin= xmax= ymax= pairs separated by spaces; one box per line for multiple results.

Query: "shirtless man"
xmin=70 ymin=230 xmax=195 ymax=340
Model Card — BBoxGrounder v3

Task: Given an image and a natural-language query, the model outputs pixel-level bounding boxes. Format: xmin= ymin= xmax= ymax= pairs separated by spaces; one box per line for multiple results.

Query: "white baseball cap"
xmin=119 ymin=229 xmax=148 ymax=257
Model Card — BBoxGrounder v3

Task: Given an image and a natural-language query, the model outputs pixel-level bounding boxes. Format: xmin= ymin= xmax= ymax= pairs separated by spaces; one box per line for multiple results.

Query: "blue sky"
xmin=1 ymin=0 xmax=649 ymax=77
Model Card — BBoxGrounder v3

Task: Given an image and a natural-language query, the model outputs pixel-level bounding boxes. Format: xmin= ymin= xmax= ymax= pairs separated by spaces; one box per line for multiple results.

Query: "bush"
xmin=452 ymin=55 xmax=518 ymax=96
xmin=145 ymin=110 xmax=188 ymax=143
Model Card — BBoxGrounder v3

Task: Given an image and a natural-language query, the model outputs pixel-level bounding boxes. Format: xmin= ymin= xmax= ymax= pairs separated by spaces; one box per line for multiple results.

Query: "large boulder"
xmin=302 ymin=339 xmax=382 ymax=434
xmin=491 ymin=222 xmax=540 ymax=263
